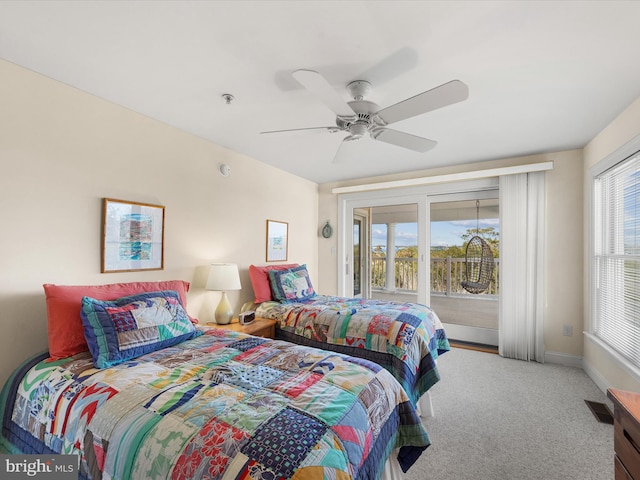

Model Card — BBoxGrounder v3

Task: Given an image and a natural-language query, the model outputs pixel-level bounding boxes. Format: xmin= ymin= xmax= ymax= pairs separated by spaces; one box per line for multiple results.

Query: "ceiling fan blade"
xmin=292 ymin=69 xmax=356 ymax=118
xmin=371 ymin=128 xmax=437 ymax=153
xmin=333 ymin=135 xmax=362 ymax=163
xmin=376 ymin=80 xmax=469 ymax=125
xmin=260 ymin=126 xmax=339 ymax=135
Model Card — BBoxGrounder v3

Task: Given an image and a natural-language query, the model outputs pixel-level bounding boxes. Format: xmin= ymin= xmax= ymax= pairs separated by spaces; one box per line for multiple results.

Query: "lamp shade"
xmin=206 ymin=263 xmax=241 ymax=291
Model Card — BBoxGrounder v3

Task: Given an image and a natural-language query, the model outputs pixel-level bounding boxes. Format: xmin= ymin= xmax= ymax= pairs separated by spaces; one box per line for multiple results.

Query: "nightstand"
xmin=206 ymin=317 xmax=276 ymax=339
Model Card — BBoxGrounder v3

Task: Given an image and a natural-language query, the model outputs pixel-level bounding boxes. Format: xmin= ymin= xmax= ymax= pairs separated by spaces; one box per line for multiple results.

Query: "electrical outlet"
xmin=562 ymin=325 xmax=573 ymax=336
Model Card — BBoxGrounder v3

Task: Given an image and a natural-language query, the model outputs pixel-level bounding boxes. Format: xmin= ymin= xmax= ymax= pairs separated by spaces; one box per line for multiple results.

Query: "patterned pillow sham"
xmin=268 ymin=264 xmax=316 ymax=303
xmin=249 ymin=263 xmax=299 ymax=303
xmin=81 ymin=290 xmax=202 ymax=369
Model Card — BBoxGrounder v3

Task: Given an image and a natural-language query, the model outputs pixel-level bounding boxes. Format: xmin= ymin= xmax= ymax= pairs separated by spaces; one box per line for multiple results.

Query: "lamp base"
xmin=215 ymin=291 xmax=234 ymax=325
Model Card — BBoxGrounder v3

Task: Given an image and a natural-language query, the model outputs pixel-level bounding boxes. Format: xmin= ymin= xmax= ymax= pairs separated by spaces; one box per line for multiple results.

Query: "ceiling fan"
xmin=261 ymin=69 xmax=469 ymax=163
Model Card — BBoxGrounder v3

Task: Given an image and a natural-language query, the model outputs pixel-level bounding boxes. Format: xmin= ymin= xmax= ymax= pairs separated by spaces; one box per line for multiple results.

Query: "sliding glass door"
xmin=428 ymin=190 xmax=499 ymax=345
xmin=337 ymin=178 xmax=499 ymax=317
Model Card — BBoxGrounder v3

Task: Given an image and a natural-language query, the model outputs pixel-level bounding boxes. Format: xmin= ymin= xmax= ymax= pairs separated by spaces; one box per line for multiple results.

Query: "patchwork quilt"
xmin=256 ymin=296 xmax=450 ymax=404
xmin=1 ymin=328 xmax=430 ymax=480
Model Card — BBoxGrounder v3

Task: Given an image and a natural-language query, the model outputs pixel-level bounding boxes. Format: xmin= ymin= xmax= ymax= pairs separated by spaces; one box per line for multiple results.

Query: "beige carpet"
xmin=405 ymin=347 xmax=613 ymax=480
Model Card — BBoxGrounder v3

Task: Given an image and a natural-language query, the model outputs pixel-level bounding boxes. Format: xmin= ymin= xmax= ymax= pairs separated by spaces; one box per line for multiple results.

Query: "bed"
xmin=249 ymin=265 xmax=451 ymax=407
xmin=0 ymin=281 xmax=431 ymax=480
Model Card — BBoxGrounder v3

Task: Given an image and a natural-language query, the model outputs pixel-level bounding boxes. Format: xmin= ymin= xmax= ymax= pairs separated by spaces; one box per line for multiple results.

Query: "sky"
xmin=370 ymin=219 xmax=499 ymax=248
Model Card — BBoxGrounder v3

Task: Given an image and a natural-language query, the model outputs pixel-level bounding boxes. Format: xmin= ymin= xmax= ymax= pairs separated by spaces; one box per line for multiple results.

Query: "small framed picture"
xmin=266 ymin=219 xmax=288 ymax=262
xmin=102 ymin=198 xmax=165 ymax=273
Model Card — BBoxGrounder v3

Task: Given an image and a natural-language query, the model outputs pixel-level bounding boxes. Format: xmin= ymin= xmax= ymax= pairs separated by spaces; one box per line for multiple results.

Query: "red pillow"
xmin=249 ymin=264 xmax=299 ymax=303
xmin=44 ymin=280 xmax=193 ymax=360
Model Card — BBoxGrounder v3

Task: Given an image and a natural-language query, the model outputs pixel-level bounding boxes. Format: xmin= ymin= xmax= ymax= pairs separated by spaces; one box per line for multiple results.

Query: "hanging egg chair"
xmin=460 ymin=200 xmax=495 ymax=294
xmin=460 ymin=236 xmax=495 ymax=294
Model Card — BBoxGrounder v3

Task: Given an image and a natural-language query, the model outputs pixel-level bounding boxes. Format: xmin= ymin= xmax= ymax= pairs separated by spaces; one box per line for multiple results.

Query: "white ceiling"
xmin=2 ymin=1 xmax=640 ymax=184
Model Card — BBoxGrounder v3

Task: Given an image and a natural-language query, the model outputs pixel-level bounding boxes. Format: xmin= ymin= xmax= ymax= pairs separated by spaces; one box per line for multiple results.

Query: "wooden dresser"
xmin=608 ymin=388 xmax=640 ymax=479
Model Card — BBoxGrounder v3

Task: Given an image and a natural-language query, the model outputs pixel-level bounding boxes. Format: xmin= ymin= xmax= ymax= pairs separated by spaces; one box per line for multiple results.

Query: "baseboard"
xmin=442 ymin=323 xmax=499 ymax=346
xmin=582 ymin=357 xmax=611 ymax=396
xmin=544 ymin=350 xmax=583 ymax=369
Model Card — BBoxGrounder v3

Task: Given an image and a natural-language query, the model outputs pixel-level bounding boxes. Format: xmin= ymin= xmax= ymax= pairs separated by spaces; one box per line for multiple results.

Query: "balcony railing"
xmin=371 ymin=256 xmax=500 ymax=296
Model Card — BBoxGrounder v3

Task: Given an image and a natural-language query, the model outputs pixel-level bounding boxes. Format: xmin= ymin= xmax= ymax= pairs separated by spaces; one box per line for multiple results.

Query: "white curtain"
xmin=499 ymin=172 xmax=545 ymax=362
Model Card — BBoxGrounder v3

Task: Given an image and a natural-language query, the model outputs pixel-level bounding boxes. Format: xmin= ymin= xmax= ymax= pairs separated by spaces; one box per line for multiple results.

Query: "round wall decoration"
xmin=321 ymin=221 xmax=333 ymax=238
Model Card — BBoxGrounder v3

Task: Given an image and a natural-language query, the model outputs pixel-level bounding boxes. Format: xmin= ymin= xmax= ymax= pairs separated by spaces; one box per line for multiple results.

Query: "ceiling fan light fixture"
xmin=349 ymin=123 xmax=368 ymax=138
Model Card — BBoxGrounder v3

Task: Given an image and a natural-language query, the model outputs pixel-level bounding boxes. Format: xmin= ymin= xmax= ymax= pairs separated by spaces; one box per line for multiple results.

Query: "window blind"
xmin=594 ymin=150 xmax=640 ymax=368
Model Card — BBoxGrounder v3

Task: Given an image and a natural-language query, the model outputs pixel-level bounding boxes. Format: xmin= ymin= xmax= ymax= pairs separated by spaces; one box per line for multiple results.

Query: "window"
xmin=593 ymin=150 xmax=640 ymax=368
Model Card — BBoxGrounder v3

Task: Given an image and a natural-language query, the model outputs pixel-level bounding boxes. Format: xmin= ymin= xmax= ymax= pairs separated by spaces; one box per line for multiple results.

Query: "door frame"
xmin=353 ymin=209 xmax=370 ymax=298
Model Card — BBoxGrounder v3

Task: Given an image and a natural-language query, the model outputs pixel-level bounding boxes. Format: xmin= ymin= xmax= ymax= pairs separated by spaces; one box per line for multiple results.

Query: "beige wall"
xmin=0 ymin=59 xmax=319 ymax=387
xmin=583 ymin=96 xmax=640 ymax=392
xmin=317 ymin=150 xmax=585 ymax=360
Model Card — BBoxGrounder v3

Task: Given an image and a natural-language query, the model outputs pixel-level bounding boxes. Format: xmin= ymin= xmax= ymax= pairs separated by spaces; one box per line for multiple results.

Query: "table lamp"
xmin=206 ymin=263 xmax=241 ymax=325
